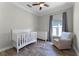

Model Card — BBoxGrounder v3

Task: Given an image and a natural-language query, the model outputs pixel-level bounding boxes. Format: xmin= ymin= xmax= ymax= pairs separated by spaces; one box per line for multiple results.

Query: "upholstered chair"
xmin=53 ymin=32 xmax=73 ymax=49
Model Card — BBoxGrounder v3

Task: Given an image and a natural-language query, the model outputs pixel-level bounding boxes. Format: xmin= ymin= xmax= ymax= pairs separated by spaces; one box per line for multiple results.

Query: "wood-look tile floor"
xmin=0 ymin=40 xmax=77 ymax=56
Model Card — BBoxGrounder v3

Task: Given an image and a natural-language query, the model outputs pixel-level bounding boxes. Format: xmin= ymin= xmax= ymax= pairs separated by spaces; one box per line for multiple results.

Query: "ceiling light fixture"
xmin=40 ymin=3 xmax=44 ymax=7
xmin=27 ymin=2 xmax=49 ymax=10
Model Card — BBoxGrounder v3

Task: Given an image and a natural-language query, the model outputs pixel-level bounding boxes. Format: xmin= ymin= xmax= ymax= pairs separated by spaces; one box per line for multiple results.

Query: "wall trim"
xmin=73 ymin=46 xmax=79 ymax=56
xmin=0 ymin=46 xmax=13 ymax=52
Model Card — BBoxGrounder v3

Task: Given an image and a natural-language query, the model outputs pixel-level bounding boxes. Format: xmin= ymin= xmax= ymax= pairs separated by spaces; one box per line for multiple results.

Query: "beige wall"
xmin=73 ymin=2 xmax=79 ymax=51
xmin=37 ymin=15 xmax=49 ymax=32
xmin=0 ymin=3 xmax=38 ymax=50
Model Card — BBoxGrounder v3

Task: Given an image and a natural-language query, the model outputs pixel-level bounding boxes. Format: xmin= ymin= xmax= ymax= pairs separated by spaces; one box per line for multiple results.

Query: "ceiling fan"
xmin=27 ymin=2 xmax=49 ymax=10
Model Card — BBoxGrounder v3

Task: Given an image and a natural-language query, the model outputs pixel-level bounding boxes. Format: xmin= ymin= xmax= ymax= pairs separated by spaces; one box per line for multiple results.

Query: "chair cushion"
xmin=60 ymin=32 xmax=72 ymax=40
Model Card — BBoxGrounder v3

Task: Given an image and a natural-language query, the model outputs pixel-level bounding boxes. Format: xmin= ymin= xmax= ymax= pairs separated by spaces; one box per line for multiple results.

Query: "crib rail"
xmin=17 ymin=32 xmax=30 ymax=48
xmin=12 ymin=30 xmax=37 ymax=53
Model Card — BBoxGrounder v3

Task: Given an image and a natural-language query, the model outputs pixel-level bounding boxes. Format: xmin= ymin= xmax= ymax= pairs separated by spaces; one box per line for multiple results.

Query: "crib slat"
xmin=22 ymin=34 xmax=23 ymax=45
xmin=20 ymin=35 xmax=22 ymax=46
xmin=25 ymin=33 xmax=27 ymax=43
xmin=18 ymin=34 xmax=20 ymax=46
xmin=21 ymin=34 xmax=23 ymax=45
xmin=18 ymin=34 xmax=21 ymax=46
xmin=17 ymin=34 xmax=20 ymax=48
xmin=21 ymin=34 xmax=22 ymax=45
xmin=24 ymin=33 xmax=25 ymax=44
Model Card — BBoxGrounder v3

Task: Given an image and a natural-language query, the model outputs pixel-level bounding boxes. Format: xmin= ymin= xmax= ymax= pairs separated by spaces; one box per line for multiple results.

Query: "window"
xmin=52 ymin=14 xmax=62 ymax=37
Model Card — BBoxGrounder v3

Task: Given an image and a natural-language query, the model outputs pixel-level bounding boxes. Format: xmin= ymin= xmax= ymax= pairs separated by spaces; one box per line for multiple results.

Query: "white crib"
xmin=12 ymin=30 xmax=37 ymax=53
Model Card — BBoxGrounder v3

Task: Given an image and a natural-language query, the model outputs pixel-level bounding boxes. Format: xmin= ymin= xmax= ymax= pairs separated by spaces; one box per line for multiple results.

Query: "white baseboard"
xmin=0 ymin=46 xmax=13 ymax=52
xmin=73 ymin=46 xmax=79 ymax=56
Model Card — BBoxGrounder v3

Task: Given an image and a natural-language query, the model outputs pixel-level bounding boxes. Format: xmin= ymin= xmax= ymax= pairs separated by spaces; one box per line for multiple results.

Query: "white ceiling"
xmin=13 ymin=2 xmax=74 ymax=16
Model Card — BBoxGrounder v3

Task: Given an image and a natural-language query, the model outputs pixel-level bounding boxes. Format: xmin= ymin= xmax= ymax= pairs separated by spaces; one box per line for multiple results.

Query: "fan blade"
xmin=27 ymin=4 xmax=32 ymax=7
xmin=39 ymin=7 xmax=42 ymax=10
xmin=44 ymin=4 xmax=49 ymax=7
xmin=32 ymin=4 xmax=39 ymax=6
